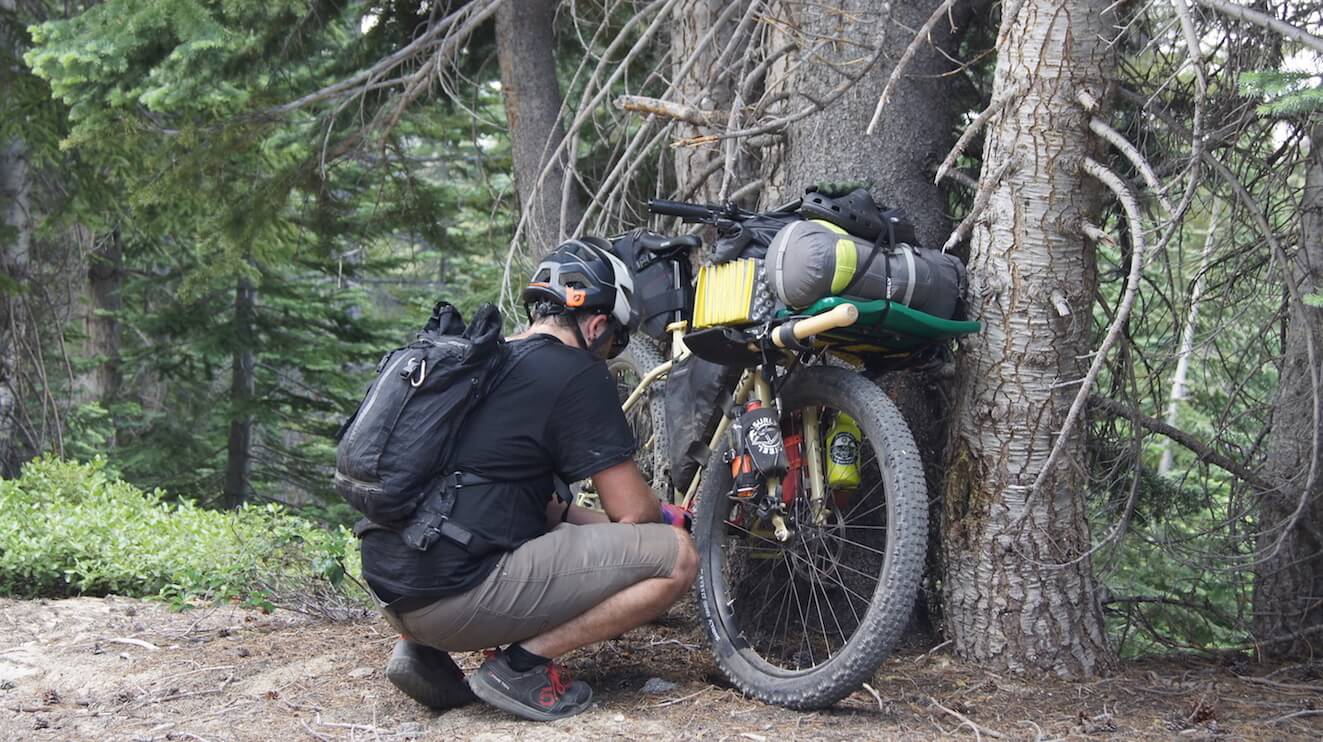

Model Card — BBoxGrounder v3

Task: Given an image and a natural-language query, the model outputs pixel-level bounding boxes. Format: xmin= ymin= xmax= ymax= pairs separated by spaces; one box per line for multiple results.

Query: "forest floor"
xmin=2 ymin=596 xmax=1321 ymax=741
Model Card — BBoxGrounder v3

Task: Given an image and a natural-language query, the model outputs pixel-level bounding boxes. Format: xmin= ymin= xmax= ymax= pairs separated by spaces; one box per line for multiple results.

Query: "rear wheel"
xmin=693 ymin=366 xmax=927 ymax=709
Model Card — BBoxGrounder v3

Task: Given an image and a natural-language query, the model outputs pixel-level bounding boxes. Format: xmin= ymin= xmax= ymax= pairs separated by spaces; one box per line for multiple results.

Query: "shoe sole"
xmin=467 ymin=672 xmax=592 ymax=722
xmin=386 ymin=656 xmax=475 ymax=710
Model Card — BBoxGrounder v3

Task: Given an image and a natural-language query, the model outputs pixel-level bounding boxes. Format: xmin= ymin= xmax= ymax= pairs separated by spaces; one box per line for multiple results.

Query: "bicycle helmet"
xmin=522 ymin=237 xmax=639 ymax=357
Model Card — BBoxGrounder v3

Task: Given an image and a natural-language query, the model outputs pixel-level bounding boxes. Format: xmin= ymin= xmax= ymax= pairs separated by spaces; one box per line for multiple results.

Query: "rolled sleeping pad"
xmin=764 ymin=219 xmax=968 ymax=319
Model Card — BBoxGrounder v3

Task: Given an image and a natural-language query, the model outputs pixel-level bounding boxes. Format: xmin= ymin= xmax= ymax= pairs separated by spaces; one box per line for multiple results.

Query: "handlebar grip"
xmin=648 ymin=198 xmax=715 ymax=220
xmin=772 ymin=304 xmax=860 ymax=348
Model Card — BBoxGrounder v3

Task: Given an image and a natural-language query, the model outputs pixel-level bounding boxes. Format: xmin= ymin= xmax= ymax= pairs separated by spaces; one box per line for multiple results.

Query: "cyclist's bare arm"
xmin=542 ymin=459 xmax=660 ymax=527
xmin=593 ymin=459 xmax=662 ymax=524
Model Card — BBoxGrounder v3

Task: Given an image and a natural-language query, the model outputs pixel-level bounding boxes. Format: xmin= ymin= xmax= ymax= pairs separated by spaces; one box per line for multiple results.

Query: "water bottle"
xmin=825 ymin=412 xmax=861 ymax=489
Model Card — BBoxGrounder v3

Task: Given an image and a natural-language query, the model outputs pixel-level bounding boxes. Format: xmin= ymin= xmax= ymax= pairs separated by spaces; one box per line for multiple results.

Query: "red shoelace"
xmin=544 ymin=662 xmax=572 ymax=696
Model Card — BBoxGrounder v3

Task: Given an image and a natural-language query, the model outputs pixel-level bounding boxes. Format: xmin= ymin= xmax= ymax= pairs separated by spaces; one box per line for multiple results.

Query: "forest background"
xmin=0 ymin=0 xmax=1321 ymax=679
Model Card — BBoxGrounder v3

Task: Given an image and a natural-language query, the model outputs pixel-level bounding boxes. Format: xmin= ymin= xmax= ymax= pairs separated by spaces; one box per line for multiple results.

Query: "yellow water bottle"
xmin=825 ymin=413 xmax=862 ymax=489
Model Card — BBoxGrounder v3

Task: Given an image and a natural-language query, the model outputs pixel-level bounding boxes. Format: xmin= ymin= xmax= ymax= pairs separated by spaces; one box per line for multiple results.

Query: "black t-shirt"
xmin=360 ymin=334 xmax=637 ymax=601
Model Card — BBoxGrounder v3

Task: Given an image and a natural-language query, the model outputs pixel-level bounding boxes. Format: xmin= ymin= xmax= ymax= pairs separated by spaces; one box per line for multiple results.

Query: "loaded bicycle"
xmin=579 ymin=190 xmax=981 ymax=709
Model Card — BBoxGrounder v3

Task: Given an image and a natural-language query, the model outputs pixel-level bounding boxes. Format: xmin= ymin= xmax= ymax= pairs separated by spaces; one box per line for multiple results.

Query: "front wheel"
xmin=693 ymin=366 xmax=927 ymax=709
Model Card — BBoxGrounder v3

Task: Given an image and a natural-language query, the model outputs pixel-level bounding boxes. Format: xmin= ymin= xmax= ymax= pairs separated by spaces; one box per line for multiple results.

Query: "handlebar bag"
xmin=611 ymin=229 xmax=693 ymax=340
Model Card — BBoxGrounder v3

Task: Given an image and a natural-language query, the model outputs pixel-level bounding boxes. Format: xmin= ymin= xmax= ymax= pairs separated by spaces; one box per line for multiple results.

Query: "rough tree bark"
xmin=1252 ymin=124 xmax=1323 ymax=658
xmin=223 ymin=276 xmax=256 ymax=509
xmin=770 ymin=0 xmax=963 ymax=246
xmin=939 ymin=0 xmax=1117 ymax=676
xmin=74 ymin=227 xmax=122 ymax=414
xmin=670 ymin=0 xmax=757 ymax=203
xmin=496 ymin=0 xmax=583 ymax=252
xmin=1 ymin=0 xmax=31 ymax=474
xmin=0 ymin=135 xmax=29 ymax=476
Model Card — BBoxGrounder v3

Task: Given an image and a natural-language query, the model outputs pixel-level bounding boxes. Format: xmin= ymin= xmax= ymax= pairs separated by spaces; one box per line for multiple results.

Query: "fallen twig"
xmin=1266 ymin=708 xmax=1323 ymax=725
xmin=915 ymin=639 xmax=953 ymax=664
xmin=929 ymin=696 xmax=1004 ymax=739
xmin=647 ymin=686 xmax=710 ymax=708
xmin=108 ymin=637 xmax=159 ymax=651
xmin=861 ymin=682 xmax=886 ymax=712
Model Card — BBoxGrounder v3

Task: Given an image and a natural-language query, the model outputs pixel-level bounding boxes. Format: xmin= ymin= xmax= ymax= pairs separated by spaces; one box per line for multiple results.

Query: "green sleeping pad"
xmin=786 ymin=296 xmax=981 ymax=353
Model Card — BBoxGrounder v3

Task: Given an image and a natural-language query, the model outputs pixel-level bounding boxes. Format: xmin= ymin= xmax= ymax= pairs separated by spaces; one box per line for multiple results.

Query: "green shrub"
xmin=0 ymin=456 xmax=364 ymax=611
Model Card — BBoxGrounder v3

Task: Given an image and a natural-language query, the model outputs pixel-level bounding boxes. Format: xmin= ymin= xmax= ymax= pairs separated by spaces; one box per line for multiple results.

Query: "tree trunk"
xmin=772 ymin=0 xmax=962 ymax=246
xmin=670 ymin=0 xmax=757 ymax=204
xmin=71 ymin=226 xmax=123 ymax=416
xmin=496 ymin=0 xmax=583 ymax=252
xmin=939 ymin=0 xmax=1116 ymax=677
xmin=1252 ymin=124 xmax=1323 ymax=658
xmin=223 ymin=276 xmax=256 ymax=509
xmin=0 ymin=136 xmax=31 ymax=475
xmin=1159 ymin=200 xmax=1219 ymax=476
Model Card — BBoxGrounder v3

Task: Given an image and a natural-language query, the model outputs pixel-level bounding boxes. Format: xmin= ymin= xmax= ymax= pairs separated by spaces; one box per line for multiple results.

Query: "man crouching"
xmin=358 ymin=238 xmax=696 ymax=721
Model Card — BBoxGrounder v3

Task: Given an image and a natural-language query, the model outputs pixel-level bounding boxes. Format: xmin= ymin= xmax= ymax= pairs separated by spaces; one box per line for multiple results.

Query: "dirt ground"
xmin=2 ymin=596 xmax=1321 ymax=741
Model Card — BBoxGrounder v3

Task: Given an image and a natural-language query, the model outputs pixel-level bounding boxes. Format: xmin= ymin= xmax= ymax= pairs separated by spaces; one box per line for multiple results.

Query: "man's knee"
xmin=668 ymin=529 xmax=698 ymax=588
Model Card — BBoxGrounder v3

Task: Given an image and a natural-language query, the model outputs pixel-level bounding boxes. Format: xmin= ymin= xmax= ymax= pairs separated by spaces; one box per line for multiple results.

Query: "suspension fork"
xmin=800 ymin=406 xmax=829 ymax=526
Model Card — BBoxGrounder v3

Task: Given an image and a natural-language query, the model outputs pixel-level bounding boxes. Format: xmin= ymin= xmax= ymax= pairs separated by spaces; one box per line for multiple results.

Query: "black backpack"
xmin=335 ymin=301 xmax=533 ymax=550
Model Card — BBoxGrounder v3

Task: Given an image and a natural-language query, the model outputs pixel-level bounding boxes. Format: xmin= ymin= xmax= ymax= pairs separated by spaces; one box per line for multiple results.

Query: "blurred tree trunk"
xmin=939 ymin=0 xmax=1116 ymax=677
xmin=73 ymin=227 xmax=122 ymax=418
xmin=1253 ymin=124 xmax=1323 ymax=658
xmin=223 ymin=276 xmax=256 ymax=508
xmin=1 ymin=0 xmax=31 ymax=473
xmin=0 ymin=136 xmax=30 ymax=476
xmin=496 ymin=0 xmax=582 ymax=252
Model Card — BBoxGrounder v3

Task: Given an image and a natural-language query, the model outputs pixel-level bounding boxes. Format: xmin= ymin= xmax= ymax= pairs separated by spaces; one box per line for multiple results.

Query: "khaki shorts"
xmin=379 ymin=522 xmax=681 ymax=652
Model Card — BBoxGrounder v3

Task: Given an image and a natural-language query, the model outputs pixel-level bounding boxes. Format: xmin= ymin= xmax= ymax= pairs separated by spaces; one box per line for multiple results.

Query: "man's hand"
xmin=660 ymin=503 xmax=692 ymax=532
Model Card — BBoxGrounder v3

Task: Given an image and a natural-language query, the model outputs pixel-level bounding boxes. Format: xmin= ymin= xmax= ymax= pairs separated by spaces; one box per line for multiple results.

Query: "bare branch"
xmin=865 ymin=0 xmax=961 ymax=136
xmin=1081 ymin=91 xmax=1176 ymax=216
xmin=1088 ymin=395 xmax=1276 ymax=492
xmin=615 ymin=95 xmax=717 ymax=126
xmin=1030 ymin=157 xmax=1149 ymax=498
xmin=1191 ymin=0 xmax=1323 ymax=56
xmin=942 ymin=157 xmax=1016 ymax=252
xmin=936 ymin=82 xmax=1027 ymax=185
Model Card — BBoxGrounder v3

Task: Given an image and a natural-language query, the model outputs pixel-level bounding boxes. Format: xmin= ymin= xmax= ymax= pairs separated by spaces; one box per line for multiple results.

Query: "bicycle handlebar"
xmin=647 ymin=198 xmax=723 ymax=221
xmin=772 ymin=304 xmax=859 ymax=348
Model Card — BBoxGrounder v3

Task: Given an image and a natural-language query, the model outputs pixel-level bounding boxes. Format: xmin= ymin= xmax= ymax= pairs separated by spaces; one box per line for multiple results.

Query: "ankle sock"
xmin=505 ymin=643 xmax=550 ymax=672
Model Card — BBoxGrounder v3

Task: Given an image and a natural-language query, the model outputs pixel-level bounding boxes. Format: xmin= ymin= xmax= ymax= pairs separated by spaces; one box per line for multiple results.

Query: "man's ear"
xmin=582 ymin=313 xmax=610 ymax=342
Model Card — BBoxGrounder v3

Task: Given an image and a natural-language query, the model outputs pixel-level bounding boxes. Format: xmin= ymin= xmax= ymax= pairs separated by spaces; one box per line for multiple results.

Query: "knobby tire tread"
xmin=693 ymin=366 xmax=928 ymax=710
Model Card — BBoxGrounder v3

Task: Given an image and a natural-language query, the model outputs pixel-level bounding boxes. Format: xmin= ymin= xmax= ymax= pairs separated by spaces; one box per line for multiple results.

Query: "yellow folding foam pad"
xmin=693 ymin=258 xmax=769 ymax=329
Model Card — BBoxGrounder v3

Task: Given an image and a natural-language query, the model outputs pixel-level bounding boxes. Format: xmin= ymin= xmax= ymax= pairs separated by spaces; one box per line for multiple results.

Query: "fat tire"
xmin=693 ymin=366 xmax=927 ymax=709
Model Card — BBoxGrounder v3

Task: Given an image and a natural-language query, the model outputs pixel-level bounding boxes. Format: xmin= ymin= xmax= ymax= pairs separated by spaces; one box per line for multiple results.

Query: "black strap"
xmin=399 ymin=471 xmax=502 ymax=551
xmin=842 ymin=218 xmax=895 ymax=298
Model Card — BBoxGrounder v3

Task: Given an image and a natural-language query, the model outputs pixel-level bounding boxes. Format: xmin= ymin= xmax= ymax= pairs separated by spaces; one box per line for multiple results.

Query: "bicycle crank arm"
xmin=772 ymin=303 xmax=860 ymax=348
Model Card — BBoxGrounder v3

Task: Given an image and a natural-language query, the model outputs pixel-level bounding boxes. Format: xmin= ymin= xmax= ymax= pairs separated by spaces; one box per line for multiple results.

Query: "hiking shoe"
xmin=385 ymin=638 xmax=476 ymax=710
xmin=467 ymin=650 xmax=592 ymax=722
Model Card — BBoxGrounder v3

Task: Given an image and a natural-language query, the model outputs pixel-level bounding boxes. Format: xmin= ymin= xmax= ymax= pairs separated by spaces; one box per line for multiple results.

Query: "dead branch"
xmin=1081 ymin=92 xmax=1176 ymax=216
xmin=1191 ymin=0 xmax=1323 ymax=56
xmin=865 ymin=0 xmax=961 ymax=135
xmin=1030 ymin=157 xmax=1149 ymax=499
xmin=1088 ymin=395 xmax=1276 ymax=492
xmin=1265 ymin=708 xmax=1323 ymax=725
xmin=616 ymin=95 xmax=717 ymax=127
xmin=942 ymin=157 xmax=1016 ymax=252
xmin=929 ymin=697 xmax=1004 ymax=738
xmin=935 ymin=82 xmax=1027 ymax=185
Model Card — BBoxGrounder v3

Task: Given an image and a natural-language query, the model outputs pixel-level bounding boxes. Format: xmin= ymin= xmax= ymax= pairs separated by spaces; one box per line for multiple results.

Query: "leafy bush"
xmin=0 ymin=456 xmax=364 ymax=612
